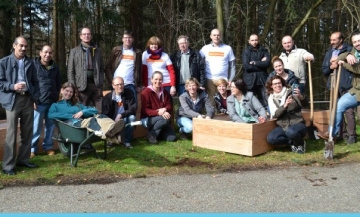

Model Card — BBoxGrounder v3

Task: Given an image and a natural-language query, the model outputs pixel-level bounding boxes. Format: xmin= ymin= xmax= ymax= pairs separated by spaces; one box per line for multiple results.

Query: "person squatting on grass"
xmin=102 ymin=76 xmax=137 ymax=149
xmin=140 ymin=71 xmax=177 ymax=144
xmin=227 ymin=79 xmax=267 ymax=123
xmin=176 ymin=77 xmax=215 ymax=140
xmin=214 ymin=78 xmax=231 ymax=114
xmin=266 ymin=75 xmax=307 ymax=154
xmin=48 ymin=82 xmax=125 ymax=145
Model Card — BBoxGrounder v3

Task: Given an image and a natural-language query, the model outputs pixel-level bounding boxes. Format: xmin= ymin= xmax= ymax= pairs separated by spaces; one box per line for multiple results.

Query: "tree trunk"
xmin=216 ymin=0 xmax=224 ymax=38
xmin=51 ymin=0 xmax=58 ymax=64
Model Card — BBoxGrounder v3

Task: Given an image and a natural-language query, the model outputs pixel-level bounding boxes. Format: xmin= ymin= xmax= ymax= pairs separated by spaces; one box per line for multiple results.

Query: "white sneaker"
xmin=130 ymin=121 xmax=142 ymax=126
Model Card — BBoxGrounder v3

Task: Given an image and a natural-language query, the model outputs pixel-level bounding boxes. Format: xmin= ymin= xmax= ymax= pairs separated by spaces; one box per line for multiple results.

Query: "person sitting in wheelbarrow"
xmin=48 ymin=82 xmax=125 ymax=145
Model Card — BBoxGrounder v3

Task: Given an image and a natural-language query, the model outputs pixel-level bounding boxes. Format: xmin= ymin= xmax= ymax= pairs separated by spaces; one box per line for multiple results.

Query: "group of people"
xmin=1 ymin=26 xmax=359 ymax=175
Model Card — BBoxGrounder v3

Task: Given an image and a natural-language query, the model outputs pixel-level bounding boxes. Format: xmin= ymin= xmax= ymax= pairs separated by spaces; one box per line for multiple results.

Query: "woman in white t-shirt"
xmin=142 ymin=36 xmax=176 ymax=96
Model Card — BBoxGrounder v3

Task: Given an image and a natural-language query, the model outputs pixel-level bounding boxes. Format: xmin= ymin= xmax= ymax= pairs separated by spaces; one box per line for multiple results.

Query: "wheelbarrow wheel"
xmin=58 ymin=142 xmax=70 ymax=157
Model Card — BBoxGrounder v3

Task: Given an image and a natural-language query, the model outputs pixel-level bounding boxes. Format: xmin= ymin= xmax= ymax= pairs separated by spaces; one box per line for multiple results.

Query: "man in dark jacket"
xmin=0 ymin=36 xmax=40 ymax=175
xmin=67 ymin=27 xmax=104 ymax=112
xmin=105 ymin=30 xmax=142 ymax=103
xmin=31 ymin=45 xmax=61 ymax=157
xmin=242 ymin=34 xmax=270 ymax=107
xmin=170 ymin=35 xmax=205 ymax=95
xmin=321 ymin=31 xmax=356 ymax=144
xmin=102 ymin=77 xmax=137 ymax=148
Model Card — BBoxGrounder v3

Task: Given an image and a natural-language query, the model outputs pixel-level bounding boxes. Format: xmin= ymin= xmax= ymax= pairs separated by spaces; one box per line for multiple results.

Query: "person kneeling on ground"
xmin=227 ymin=79 xmax=267 ymax=123
xmin=141 ymin=71 xmax=177 ymax=144
xmin=266 ymin=75 xmax=308 ymax=154
xmin=214 ymin=78 xmax=231 ymax=114
xmin=102 ymin=76 xmax=137 ymax=149
xmin=48 ymin=82 xmax=125 ymax=145
xmin=177 ymin=77 xmax=214 ymax=139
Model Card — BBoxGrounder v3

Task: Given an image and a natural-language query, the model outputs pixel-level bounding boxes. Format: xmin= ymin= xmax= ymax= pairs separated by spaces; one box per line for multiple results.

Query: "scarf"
xmin=81 ymin=42 xmax=96 ymax=70
xmin=147 ymin=47 xmax=163 ymax=60
xmin=268 ymin=87 xmax=289 ymax=118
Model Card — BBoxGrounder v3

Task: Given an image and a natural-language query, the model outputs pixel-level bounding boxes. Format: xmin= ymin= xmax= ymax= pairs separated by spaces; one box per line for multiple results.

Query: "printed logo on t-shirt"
xmin=146 ymin=58 xmax=165 ymax=63
xmin=122 ymin=55 xmax=134 ymax=60
xmin=208 ymin=52 xmax=224 ymax=57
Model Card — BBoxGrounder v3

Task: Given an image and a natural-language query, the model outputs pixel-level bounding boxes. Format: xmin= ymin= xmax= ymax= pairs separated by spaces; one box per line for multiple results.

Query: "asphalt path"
xmin=1 ymin=163 xmax=360 ymax=212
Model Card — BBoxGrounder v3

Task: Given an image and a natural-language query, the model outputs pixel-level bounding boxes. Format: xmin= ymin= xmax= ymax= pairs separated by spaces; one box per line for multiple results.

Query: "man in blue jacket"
xmin=320 ymin=32 xmax=356 ymax=144
xmin=0 ymin=36 xmax=40 ymax=175
xmin=31 ymin=45 xmax=61 ymax=157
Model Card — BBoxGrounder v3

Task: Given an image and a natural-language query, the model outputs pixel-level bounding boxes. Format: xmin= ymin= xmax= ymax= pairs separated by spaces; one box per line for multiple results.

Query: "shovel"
xmin=307 ymin=61 xmax=318 ymax=140
xmin=324 ymin=65 xmax=342 ymax=160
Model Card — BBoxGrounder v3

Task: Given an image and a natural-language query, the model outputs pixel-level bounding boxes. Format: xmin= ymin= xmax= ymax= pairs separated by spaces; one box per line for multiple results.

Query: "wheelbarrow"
xmin=53 ymin=119 xmax=107 ymax=167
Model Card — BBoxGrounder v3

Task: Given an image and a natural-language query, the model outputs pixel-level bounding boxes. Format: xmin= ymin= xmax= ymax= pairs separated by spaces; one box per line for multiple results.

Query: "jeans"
xmin=31 ymin=104 xmax=55 ymax=153
xmin=141 ymin=116 xmax=176 ymax=141
xmin=177 ymin=84 xmax=186 ymax=96
xmin=267 ymin=123 xmax=307 ymax=146
xmin=125 ymin=84 xmax=137 ymax=106
xmin=334 ymin=92 xmax=360 ymax=136
xmin=177 ymin=117 xmax=193 ymax=133
xmin=124 ymin=115 xmax=136 ymax=143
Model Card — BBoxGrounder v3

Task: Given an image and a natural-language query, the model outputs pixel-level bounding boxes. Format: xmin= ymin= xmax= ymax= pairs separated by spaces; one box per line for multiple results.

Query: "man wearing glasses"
xmin=102 ymin=76 xmax=137 ymax=149
xmin=67 ymin=27 xmax=104 ymax=112
xmin=105 ymin=30 xmax=142 ymax=104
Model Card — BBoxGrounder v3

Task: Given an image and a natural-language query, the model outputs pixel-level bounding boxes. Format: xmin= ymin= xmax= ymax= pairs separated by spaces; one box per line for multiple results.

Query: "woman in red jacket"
xmin=140 ymin=71 xmax=177 ymax=144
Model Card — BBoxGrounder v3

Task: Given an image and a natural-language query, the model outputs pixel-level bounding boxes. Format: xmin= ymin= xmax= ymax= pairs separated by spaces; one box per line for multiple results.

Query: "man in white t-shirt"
xmin=200 ymin=28 xmax=236 ymax=104
xmin=105 ymin=30 xmax=142 ymax=103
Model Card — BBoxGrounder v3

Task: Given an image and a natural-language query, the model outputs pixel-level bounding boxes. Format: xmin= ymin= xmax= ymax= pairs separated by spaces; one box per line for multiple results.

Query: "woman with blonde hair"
xmin=142 ymin=36 xmax=176 ymax=96
xmin=214 ymin=78 xmax=231 ymax=114
xmin=177 ymin=77 xmax=214 ymax=139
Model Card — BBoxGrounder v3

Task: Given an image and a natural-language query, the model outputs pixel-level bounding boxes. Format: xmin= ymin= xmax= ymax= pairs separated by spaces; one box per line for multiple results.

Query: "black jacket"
xmin=242 ymin=45 xmax=270 ymax=90
xmin=102 ymin=89 xmax=137 ymax=120
xmin=33 ymin=57 xmax=61 ymax=104
xmin=322 ymin=43 xmax=353 ymax=94
xmin=170 ymin=48 xmax=205 ymax=87
xmin=266 ymin=69 xmax=299 ymax=87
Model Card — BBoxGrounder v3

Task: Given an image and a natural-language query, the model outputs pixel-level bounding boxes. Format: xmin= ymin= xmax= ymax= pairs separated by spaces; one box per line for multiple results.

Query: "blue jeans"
xmin=125 ymin=84 xmax=137 ymax=106
xmin=124 ymin=115 xmax=136 ymax=143
xmin=31 ymin=104 xmax=55 ymax=152
xmin=177 ymin=84 xmax=186 ymax=96
xmin=267 ymin=123 xmax=307 ymax=146
xmin=333 ymin=92 xmax=360 ymax=136
xmin=177 ymin=117 xmax=193 ymax=133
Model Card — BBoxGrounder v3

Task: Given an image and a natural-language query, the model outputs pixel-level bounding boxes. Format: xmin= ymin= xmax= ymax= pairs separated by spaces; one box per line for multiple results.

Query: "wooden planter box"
xmin=301 ymin=109 xmax=330 ymax=134
xmin=192 ymin=115 xmax=276 ymax=156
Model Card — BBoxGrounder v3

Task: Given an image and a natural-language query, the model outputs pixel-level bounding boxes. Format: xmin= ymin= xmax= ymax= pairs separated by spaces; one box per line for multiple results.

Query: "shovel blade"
xmin=324 ymin=140 xmax=334 ymax=160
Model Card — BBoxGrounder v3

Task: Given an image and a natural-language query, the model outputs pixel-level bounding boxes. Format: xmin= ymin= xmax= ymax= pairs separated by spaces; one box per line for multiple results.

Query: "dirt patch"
xmin=173 ymin=158 xmax=214 ymax=168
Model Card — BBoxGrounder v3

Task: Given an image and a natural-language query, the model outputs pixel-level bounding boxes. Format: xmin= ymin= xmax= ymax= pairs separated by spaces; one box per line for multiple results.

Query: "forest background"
xmin=0 ymin=0 xmax=359 ymax=106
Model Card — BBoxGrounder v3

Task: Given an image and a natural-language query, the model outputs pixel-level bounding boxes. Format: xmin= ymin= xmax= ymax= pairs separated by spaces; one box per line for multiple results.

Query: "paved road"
xmin=1 ymin=163 xmax=360 ymax=212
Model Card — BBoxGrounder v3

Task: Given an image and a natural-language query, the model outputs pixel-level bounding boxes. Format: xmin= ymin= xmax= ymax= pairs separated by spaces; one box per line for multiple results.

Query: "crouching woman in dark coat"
xmin=266 ymin=75 xmax=307 ymax=154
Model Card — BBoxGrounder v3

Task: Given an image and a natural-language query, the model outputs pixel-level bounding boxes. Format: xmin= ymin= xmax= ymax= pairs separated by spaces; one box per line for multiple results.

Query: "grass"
xmin=1 ymin=132 xmax=360 ymax=187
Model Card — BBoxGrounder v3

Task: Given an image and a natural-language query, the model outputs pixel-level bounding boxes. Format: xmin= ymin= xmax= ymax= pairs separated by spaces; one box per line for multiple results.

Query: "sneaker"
xmin=124 ymin=142 xmax=133 ymax=149
xmin=45 ymin=150 xmax=55 ymax=156
xmin=147 ymin=133 xmax=158 ymax=144
xmin=291 ymin=145 xmax=298 ymax=153
xmin=347 ymin=136 xmax=356 ymax=145
xmin=296 ymin=141 xmax=306 ymax=154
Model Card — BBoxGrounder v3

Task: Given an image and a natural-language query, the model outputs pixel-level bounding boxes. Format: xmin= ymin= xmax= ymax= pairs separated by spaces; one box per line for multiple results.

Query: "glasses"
xmin=81 ymin=33 xmax=91 ymax=36
xmin=230 ymin=85 xmax=237 ymax=88
xmin=113 ymin=83 xmax=124 ymax=86
xmin=272 ymin=82 xmax=282 ymax=86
